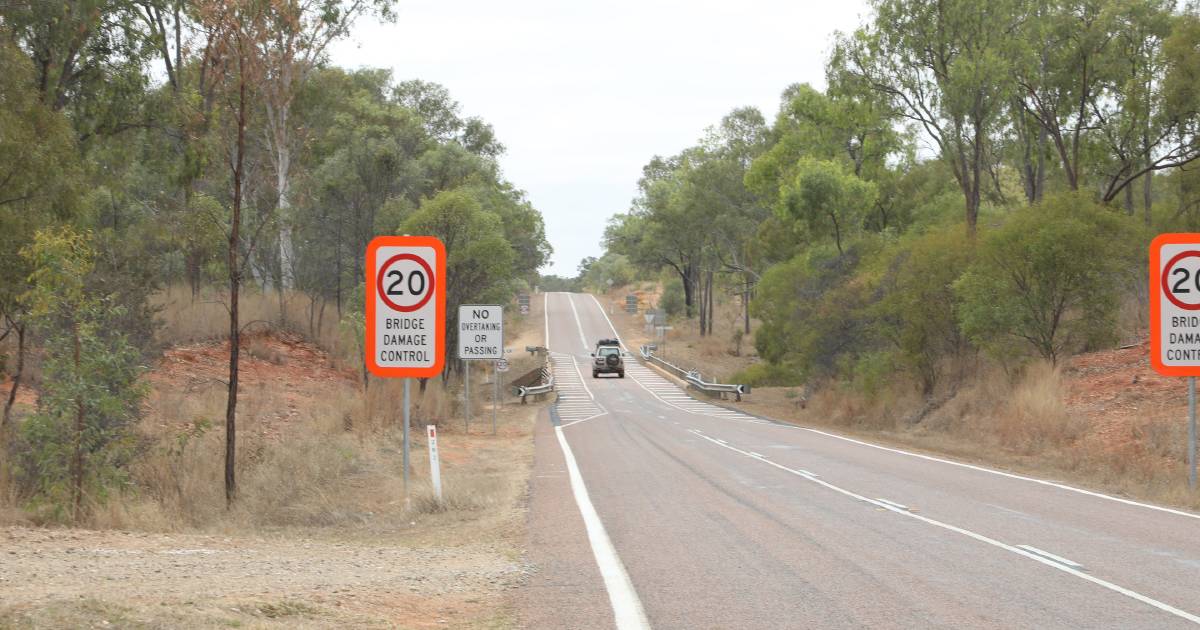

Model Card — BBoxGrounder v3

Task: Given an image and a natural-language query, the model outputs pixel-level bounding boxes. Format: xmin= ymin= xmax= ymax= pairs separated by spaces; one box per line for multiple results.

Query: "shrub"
xmin=954 ymin=193 xmax=1141 ymax=364
xmin=659 ymin=277 xmax=686 ymax=318
xmin=15 ymin=228 xmax=146 ymax=523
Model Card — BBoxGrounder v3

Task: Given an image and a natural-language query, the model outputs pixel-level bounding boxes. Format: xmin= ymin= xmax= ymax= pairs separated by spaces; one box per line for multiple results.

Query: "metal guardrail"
xmin=639 ymin=345 xmax=750 ymax=401
xmin=513 ymin=364 xmax=554 ymax=402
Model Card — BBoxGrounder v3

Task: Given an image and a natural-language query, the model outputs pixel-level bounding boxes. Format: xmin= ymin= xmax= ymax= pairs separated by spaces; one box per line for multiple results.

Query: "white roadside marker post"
xmin=427 ymin=425 xmax=442 ymax=502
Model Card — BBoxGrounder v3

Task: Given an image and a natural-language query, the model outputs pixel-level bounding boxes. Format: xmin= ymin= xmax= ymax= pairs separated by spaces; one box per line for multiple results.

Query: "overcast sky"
xmin=330 ymin=1 xmax=871 ymax=276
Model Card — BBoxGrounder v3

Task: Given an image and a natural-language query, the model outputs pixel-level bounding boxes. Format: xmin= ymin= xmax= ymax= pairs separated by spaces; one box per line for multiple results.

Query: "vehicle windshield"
xmin=597 ymin=347 xmax=620 ymax=357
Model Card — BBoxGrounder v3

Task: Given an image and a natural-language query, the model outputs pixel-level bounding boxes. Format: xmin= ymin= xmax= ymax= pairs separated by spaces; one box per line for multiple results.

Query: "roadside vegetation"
xmin=0 ymin=1 xmax=551 ymax=624
xmin=586 ymin=0 xmax=1200 ymax=508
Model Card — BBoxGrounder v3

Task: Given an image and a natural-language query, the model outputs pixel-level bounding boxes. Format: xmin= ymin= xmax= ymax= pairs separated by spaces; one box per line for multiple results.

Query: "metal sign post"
xmin=492 ymin=360 xmax=499 ymax=435
xmin=464 ymin=360 xmax=470 ymax=434
xmin=1149 ymin=233 xmax=1200 ymax=492
xmin=365 ymin=235 xmax=446 ymax=507
xmin=402 ymin=378 xmax=410 ymax=502
xmin=1191 ymin=377 xmax=1197 ymax=491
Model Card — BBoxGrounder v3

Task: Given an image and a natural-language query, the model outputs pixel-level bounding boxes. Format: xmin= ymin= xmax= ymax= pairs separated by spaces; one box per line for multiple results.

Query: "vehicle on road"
xmin=592 ymin=339 xmax=624 ymax=378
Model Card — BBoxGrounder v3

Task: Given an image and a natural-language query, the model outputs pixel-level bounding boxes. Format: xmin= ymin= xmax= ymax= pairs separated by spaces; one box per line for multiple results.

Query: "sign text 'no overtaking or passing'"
xmin=1151 ymin=233 xmax=1200 ymax=376
xmin=365 ymin=236 xmax=446 ymax=378
xmin=458 ymin=305 xmax=503 ymax=360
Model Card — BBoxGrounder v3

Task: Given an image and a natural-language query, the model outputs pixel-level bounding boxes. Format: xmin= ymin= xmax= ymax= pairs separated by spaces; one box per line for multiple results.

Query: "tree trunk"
xmin=697 ymin=271 xmax=707 ymax=337
xmin=743 ymin=275 xmax=751 ymax=336
xmin=275 ymin=105 xmax=296 ymax=293
xmin=2 ymin=321 xmax=25 ymax=429
xmin=224 ymin=49 xmax=249 ymax=509
xmin=1124 ymin=179 xmax=1135 ymax=216
xmin=71 ymin=323 xmax=84 ymax=524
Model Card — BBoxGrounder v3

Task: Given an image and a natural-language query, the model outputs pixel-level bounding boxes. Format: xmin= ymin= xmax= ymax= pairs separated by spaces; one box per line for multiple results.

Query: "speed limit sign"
xmin=366 ymin=236 xmax=446 ymax=378
xmin=1151 ymin=234 xmax=1200 ymax=375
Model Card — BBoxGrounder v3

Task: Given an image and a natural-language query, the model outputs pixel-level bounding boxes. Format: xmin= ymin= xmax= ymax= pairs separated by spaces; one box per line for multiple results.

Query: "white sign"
xmin=426 ymin=425 xmax=442 ymax=501
xmin=366 ymin=236 xmax=445 ymax=378
xmin=458 ymin=304 xmax=504 ymax=360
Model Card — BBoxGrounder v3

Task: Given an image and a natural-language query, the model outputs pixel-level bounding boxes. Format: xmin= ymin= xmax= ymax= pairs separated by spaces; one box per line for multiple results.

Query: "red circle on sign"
xmin=377 ymin=253 xmax=436 ymax=313
xmin=1162 ymin=250 xmax=1200 ymax=311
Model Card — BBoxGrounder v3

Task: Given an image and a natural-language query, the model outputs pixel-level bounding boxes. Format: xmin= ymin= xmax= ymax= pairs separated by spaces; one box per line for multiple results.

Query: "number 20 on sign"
xmin=365 ymin=236 xmax=446 ymax=378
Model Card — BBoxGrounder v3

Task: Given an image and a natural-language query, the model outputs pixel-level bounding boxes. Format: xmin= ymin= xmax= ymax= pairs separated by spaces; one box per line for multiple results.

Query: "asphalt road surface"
xmin=518 ymin=292 xmax=1200 ymax=629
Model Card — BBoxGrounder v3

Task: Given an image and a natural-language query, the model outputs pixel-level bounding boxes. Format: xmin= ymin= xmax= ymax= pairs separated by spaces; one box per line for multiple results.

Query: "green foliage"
xmin=871 ymin=223 xmax=973 ymax=393
xmin=731 ymin=361 xmax=804 ymax=388
xmin=401 ymin=189 xmax=516 ymax=376
xmin=752 ymin=240 xmax=882 ymax=381
xmin=777 ymin=158 xmax=877 ymax=255
xmin=581 ymin=253 xmax=636 ymax=292
xmin=16 ymin=228 xmax=146 ymax=521
xmin=659 ymin=277 xmax=686 ymax=318
xmin=954 ymin=193 xmax=1142 ymax=363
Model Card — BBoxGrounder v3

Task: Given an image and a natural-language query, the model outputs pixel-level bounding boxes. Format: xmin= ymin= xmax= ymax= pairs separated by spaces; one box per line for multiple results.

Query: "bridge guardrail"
xmin=639 ymin=345 xmax=750 ymax=402
xmin=513 ymin=363 xmax=554 ymax=402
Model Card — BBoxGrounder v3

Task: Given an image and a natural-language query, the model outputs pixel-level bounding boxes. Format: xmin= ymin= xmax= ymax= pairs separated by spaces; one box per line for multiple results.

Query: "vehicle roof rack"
xmin=596 ymin=338 xmax=620 ymax=346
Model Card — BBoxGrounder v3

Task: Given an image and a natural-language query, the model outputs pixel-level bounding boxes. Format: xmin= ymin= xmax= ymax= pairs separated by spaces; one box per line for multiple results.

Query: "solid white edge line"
xmin=795 ymin=426 xmax=1200 ymax=521
xmin=588 ymin=293 xmax=628 ymax=351
xmin=1017 ymin=545 xmax=1085 ymax=570
xmin=554 ymin=426 xmax=651 ymax=629
xmin=688 ymin=430 xmax=1200 ymax=626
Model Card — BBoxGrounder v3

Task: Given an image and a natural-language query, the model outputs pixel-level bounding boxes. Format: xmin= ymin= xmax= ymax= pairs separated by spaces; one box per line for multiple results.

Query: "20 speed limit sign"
xmin=365 ymin=236 xmax=446 ymax=378
xmin=1151 ymin=233 xmax=1200 ymax=376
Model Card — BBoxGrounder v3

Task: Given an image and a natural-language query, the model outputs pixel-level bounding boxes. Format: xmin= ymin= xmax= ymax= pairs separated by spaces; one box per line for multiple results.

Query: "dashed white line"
xmin=1018 ymin=545 xmax=1085 ymax=570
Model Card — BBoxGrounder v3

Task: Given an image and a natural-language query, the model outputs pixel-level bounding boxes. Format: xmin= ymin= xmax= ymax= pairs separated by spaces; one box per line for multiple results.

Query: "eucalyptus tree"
xmin=832 ymin=0 xmax=1024 ymax=235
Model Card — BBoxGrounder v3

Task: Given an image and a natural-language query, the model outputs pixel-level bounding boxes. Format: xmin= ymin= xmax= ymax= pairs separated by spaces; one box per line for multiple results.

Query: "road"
xmin=518 ymin=292 xmax=1200 ymax=629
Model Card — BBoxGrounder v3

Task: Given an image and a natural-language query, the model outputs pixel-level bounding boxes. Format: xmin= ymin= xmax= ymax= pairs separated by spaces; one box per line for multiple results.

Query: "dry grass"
xmin=154 ymin=285 xmax=347 ymax=359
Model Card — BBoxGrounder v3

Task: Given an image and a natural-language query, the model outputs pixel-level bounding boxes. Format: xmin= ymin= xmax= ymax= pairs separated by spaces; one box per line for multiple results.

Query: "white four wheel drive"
xmin=591 ymin=339 xmax=624 ymax=378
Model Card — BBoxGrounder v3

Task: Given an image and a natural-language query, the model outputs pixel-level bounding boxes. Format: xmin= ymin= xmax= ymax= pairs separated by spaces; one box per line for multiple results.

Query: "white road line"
xmin=792 ymin=426 xmax=1200 ymax=521
xmin=875 ymin=498 xmax=910 ymax=511
xmin=1018 ymin=545 xmax=1085 ymax=570
xmin=554 ymin=427 xmax=651 ymax=630
xmin=561 ymin=413 xmax=608 ymax=428
xmin=688 ymin=429 xmax=1200 ymax=626
xmin=567 ymin=294 xmax=590 ymax=353
xmin=588 ymin=293 xmax=629 ymax=352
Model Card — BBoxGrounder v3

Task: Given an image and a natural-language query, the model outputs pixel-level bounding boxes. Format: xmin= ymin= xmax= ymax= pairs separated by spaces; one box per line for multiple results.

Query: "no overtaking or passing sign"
xmin=1151 ymin=234 xmax=1200 ymax=376
xmin=458 ymin=304 xmax=503 ymax=360
xmin=365 ymin=236 xmax=446 ymax=378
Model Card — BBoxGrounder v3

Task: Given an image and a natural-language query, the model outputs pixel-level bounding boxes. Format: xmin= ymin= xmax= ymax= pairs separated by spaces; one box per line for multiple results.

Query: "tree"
xmin=833 ymin=0 xmax=1023 ymax=235
xmin=258 ymin=0 xmax=397 ymax=291
xmin=0 ymin=35 xmax=80 ymax=428
xmin=399 ymin=189 xmax=516 ymax=383
xmin=17 ymin=227 xmax=145 ymax=523
xmin=777 ymin=158 xmax=877 ymax=256
xmin=954 ymin=193 xmax=1140 ymax=363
